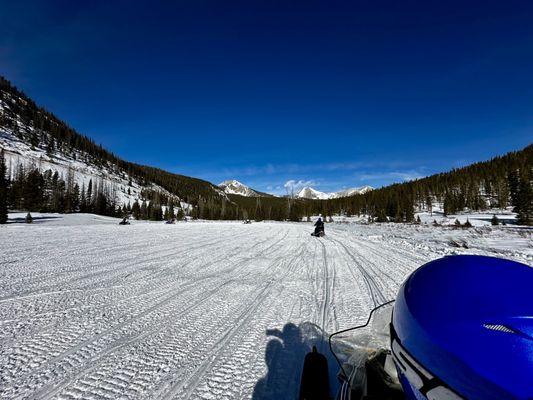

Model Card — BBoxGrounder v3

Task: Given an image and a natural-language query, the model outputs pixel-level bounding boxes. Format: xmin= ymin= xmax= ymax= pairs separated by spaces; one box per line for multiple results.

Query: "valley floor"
xmin=0 ymin=215 xmax=531 ymax=399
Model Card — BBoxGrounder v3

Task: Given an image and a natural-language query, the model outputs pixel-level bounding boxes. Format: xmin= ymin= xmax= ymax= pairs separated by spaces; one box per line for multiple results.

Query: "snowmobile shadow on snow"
xmin=252 ymin=322 xmax=341 ymax=400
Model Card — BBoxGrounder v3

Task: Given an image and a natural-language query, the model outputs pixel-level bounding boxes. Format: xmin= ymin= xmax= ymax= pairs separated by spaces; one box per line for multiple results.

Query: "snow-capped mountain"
xmin=330 ymin=185 xmax=374 ymax=198
xmin=218 ymin=180 xmax=260 ymax=197
xmin=296 ymin=185 xmax=373 ymax=200
xmin=296 ymin=187 xmax=331 ymax=200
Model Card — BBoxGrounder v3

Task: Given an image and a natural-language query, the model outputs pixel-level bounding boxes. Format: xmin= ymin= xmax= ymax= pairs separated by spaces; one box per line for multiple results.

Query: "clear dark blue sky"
xmin=1 ymin=1 xmax=532 ymax=194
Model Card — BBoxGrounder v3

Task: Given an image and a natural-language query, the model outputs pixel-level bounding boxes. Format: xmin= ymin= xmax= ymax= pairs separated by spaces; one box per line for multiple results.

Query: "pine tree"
xmin=508 ymin=170 xmax=520 ymax=209
xmin=46 ymin=137 xmax=55 ymax=157
xmin=167 ymin=200 xmax=175 ymax=220
xmin=140 ymin=201 xmax=147 ymax=219
xmin=375 ymin=209 xmax=387 ymax=223
xmin=23 ymin=168 xmax=44 ymax=211
xmin=80 ymin=182 xmax=87 ymax=212
xmin=30 ymin=130 xmax=39 ymax=149
xmin=0 ymin=149 xmax=8 ymax=224
xmin=87 ymin=179 xmax=93 ymax=205
xmin=132 ymin=200 xmax=141 ymax=220
xmin=515 ymin=175 xmax=532 ymax=225
xmin=71 ymin=184 xmax=80 ymax=212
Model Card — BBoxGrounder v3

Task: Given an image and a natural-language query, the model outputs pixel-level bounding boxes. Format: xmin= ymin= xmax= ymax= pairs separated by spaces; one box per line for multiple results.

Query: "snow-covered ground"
xmin=0 ymin=214 xmax=531 ymax=399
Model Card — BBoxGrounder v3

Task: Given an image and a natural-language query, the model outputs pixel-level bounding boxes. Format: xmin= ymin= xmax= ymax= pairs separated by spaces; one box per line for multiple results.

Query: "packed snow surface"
xmin=0 ymin=214 xmax=531 ymax=399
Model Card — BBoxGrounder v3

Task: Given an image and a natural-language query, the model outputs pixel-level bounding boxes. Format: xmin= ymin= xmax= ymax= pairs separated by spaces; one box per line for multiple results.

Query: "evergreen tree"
xmin=140 ymin=201 xmax=147 ymax=219
xmin=132 ymin=200 xmax=141 ymax=220
xmin=71 ymin=183 xmax=80 ymax=212
xmin=46 ymin=137 xmax=55 ymax=157
xmin=80 ymin=182 xmax=87 ymax=212
xmin=87 ymin=179 xmax=93 ymax=205
xmin=375 ymin=209 xmax=387 ymax=223
xmin=23 ymin=168 xmax=44 ymax=211
xmin=0 ymin=149 xmax=8 ymax=223
xmin=515 ymin=175 xmax=532 ymax=225
xmin=508 ymin=170 xmax=520 ymax=208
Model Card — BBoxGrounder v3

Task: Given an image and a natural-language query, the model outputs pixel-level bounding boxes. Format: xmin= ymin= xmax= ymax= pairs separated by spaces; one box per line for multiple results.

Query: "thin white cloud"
xmin=358 ymin=170 xmax=426 ymax=182
xmin=196 ymin=160 xmax=418 ymax=178
xmin=282 ymin=179 xmax=318 ymax=196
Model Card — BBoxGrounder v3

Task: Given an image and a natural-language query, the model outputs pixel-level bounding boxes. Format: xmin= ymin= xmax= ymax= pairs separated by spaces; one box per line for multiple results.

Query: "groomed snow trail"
xmin=0 ymin=217 xmax=529 ymax=399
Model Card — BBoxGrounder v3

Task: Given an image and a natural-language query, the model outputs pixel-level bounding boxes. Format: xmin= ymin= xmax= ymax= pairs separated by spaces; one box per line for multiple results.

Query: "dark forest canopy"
xmin=0 ymin=76 xmax=531 ymax=224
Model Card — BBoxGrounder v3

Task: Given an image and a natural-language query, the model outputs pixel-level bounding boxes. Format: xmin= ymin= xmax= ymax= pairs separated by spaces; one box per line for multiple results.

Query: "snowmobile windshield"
xmin=329 ymin=301 xmax=396 ymax=391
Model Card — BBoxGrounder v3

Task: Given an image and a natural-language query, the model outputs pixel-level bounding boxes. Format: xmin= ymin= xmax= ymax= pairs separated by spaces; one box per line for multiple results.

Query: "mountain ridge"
xmin=296 ymin=185 xmax=374 ymax=200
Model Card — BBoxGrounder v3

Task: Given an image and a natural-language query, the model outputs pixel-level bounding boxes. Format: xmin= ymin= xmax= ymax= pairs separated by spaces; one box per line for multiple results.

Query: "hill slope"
xmin=0 ymin=76 xmax=225 ymax=209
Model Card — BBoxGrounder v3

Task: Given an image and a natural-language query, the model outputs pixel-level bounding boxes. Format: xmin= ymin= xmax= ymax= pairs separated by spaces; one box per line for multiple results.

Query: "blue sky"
xmin=1 ymin=1 xmax=532 ymax=195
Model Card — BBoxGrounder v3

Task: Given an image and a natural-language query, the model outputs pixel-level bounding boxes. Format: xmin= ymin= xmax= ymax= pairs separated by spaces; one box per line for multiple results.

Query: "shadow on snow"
xmin=252 ymin=322 xmax=341 ymax=400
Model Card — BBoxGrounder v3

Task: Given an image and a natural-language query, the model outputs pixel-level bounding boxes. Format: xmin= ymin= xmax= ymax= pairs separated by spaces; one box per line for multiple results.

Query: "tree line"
xmin=309 ymin=145 xmax=532 ymax=225
xmin=0 ymin=152 xmax=118 ymax=218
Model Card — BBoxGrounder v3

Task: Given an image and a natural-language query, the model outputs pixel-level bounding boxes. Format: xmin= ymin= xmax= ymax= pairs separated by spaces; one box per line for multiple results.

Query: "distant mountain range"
xmin=296 ymin=185 xmax=374 ymax=200
xmin=218 ymin=180 xmax=373 ymax=199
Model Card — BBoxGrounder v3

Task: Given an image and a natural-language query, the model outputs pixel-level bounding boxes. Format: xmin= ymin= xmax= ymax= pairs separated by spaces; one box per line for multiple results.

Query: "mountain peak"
xmin=296 ymin=187 xmax=330 ymax=200
xmin=218 ymin=180 xmax=260 ymax=197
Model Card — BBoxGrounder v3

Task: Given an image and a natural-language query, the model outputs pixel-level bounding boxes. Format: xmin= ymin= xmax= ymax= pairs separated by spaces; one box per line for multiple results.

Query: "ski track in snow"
xmin=0 ymin=217 xmax=530 ymax=399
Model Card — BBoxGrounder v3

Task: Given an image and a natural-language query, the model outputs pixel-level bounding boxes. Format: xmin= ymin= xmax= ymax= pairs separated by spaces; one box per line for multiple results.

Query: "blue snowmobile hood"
xmin=392 ymin=255 xmax=533 ymax=400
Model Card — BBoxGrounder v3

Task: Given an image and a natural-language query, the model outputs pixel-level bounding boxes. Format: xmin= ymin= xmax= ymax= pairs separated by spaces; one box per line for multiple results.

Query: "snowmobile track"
xmin=3 ymin=218 xmax=524 ymax=399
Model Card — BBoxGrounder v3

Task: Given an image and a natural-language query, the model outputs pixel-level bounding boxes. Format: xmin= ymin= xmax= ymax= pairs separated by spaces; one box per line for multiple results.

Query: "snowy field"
xmin=0 ymin=214 xmax=531 ymax=400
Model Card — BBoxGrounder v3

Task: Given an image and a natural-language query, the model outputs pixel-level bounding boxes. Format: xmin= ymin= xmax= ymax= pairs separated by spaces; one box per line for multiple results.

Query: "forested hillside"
xmin=308 ymin=145 xmax=532 ymax=225
xmin=0 ymin=76 xmax=302 ymax=221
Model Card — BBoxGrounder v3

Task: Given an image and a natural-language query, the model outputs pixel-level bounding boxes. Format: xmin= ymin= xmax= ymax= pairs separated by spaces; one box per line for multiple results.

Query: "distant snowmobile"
xmin=300 ymin=255 xmax=533 ymax=400
xmin=311 ymin=217 xmax=325 ymax=237
xmin=119 ymin=216 xmax=130 ymax=225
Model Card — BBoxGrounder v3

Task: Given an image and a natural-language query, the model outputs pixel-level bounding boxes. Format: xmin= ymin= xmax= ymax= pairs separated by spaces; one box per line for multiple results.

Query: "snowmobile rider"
xmin=313 ymin=217 xmax=324 ymax=236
